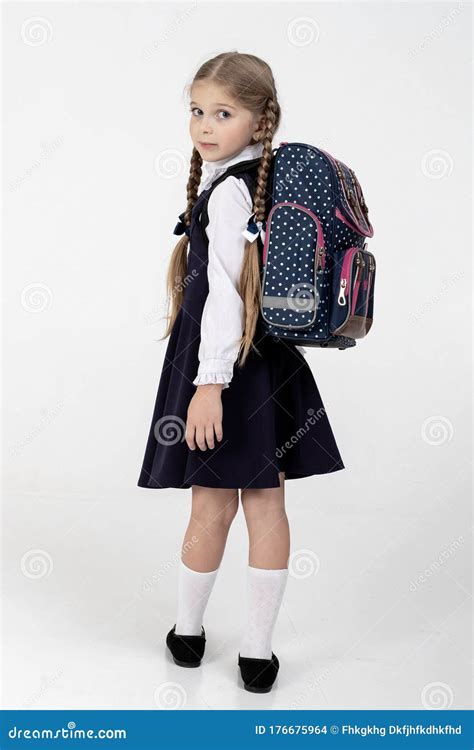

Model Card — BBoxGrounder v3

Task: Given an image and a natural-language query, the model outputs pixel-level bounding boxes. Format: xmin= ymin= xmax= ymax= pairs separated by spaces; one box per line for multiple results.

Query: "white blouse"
xmin=192 ymin=142 xmax=306 ymax=390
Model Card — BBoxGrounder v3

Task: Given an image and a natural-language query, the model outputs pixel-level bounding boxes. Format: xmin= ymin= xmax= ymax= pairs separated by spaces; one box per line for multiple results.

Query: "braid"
xmin=253 ymin=98 xmax=278 ymax=221
xmin=184 ymin=146 xmax=203 ymax=228
xmin=236 ymin=98 xmax=279 ymax=367
xmin=160 ymin=147 xmax=203 ymax=340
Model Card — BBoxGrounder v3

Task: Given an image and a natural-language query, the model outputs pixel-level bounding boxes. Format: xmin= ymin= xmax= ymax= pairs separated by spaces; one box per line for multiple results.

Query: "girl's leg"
xmin=239 ymin=472 xmax=289 ymax=659
xmin=241 ymin=471 xmax=289 ymax=568
xmin=175 ymin=486 xmax=239 ymax=635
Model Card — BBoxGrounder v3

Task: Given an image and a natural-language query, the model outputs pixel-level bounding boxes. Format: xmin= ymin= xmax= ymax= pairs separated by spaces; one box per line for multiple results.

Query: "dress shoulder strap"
xmin=172 ymin=156 xmax=262 ymax=238
xmin=199 ymin=157 xmax=261 ymax=233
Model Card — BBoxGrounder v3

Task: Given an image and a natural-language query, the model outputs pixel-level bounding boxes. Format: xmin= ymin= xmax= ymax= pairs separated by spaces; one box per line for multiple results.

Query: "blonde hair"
xmin=161 ymin=52 xmax=281 ymax=367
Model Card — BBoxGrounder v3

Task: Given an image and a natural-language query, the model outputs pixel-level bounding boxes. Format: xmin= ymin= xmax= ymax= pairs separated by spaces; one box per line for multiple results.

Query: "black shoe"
xmin=238 ymin=652 xmax=280 ymax=693
xmin=166 ymin=624 xmax=206 ymax=667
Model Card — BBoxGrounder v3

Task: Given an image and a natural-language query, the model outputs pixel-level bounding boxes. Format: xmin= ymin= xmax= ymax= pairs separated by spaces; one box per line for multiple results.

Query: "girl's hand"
xmin=186 ymin=384 xmax=224 ymax=451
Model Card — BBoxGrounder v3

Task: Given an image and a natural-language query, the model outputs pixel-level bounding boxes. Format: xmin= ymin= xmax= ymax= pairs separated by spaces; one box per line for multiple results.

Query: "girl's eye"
xmin=188 ymin=108 xmax=231 ymax=120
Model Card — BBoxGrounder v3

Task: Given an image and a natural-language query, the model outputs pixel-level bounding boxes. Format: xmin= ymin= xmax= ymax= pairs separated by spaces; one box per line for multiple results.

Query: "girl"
xmin=137 ymin=52 xmax=345 ymax=693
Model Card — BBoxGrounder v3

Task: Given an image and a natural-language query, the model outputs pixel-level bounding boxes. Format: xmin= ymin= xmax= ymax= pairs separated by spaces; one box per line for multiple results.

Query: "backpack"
xmin=174 ymin=142 xmax=376 ymax=351
xmin=244 ymin=141 xmax=376 ymax=350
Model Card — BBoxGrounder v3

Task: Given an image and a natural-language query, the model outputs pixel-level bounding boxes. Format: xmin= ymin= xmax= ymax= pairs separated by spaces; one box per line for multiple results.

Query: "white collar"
xmin=198 ymin=141 xmax=264 ymax=195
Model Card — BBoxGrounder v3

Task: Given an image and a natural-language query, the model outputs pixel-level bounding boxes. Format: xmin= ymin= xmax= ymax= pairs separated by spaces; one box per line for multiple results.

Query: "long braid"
xmin=236 ymin=98 xmax=278 ymax=366
xmin=184 ymin=146 xmax=203 ymax=227
xmin=253 ymin=100 xmax=277 ymax=222
xmin=161 ymin=147 xmax=203 ymax=339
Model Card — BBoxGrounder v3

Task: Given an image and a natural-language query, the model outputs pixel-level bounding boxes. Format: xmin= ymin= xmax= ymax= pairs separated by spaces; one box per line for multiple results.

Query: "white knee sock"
xmin=239 ymin=565 xmax=289 ymax=660
xmin=175 ymin=559 xmax=220 ymax=636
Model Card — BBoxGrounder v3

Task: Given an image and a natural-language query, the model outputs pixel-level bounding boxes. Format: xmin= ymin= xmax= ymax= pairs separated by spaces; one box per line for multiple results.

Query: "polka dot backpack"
xmin=244 ymin=142 xmax=376 ymax=350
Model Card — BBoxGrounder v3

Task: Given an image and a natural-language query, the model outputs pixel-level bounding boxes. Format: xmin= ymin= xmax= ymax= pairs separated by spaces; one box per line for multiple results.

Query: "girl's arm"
xmin=192 ymin=175 xmax=252 ymax=390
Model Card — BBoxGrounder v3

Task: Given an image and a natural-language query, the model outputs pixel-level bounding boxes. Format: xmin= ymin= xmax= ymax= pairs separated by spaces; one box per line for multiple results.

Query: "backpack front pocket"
xmin=330 ymin=245 xmax=376 ymax=338
xmin=260 ymin=202 xmax=326 ymax=330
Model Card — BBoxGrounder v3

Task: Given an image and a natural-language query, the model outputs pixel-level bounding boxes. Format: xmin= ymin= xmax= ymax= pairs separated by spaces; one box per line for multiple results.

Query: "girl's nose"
xmin=201 ymin=118 xmax=214 ymax=133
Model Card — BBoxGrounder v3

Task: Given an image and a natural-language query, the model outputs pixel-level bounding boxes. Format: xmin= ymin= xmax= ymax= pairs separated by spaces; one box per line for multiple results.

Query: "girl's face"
xmin=189 ymin=80 xmax=264 ymax=163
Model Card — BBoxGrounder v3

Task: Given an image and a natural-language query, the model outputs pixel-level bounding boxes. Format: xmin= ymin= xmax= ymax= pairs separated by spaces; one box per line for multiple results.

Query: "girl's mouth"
xmin=199 ymin=142 xmax=217 ymax=149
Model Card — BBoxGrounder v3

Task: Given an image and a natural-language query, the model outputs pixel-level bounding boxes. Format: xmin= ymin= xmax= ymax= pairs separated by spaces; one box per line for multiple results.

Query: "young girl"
xmin=137 ymin=52 xmax=345 ymax=693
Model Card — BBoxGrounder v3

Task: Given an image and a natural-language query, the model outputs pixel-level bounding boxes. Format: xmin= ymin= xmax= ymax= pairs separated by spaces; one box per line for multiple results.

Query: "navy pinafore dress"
xmin=137 ymin=157 xmax=345 ymax=490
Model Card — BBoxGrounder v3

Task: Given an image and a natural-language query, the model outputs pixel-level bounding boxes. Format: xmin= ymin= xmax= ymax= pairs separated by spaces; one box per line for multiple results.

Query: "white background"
xmin=2 ymin=1 xmax=472 ymax=710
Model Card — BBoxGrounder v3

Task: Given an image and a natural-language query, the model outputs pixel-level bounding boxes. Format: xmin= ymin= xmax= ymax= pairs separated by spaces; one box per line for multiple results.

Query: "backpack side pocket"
xmin=330 ymin=246 xmax=376 ymax=338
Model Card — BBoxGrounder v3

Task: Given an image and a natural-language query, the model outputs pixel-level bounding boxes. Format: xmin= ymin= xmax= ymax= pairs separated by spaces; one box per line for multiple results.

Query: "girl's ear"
xmin=253 ymin=114 xmax=266 ymax=142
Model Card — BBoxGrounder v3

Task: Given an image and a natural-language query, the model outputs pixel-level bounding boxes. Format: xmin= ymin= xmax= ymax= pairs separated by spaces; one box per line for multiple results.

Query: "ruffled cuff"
xmin=193 ymin=372 xmax=231 ymax=389
xmin=193 ymin=358 xmax=235 ymax=389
